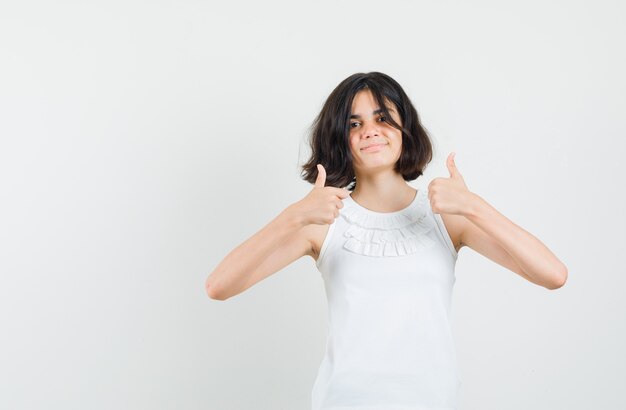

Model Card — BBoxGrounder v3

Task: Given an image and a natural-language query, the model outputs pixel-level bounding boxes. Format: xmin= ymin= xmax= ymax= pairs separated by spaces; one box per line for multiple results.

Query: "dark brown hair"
xmin=300 ymin=72 xmax=433 ymax=191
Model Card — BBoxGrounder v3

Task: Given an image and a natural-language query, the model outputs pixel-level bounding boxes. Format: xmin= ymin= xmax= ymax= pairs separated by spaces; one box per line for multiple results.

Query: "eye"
xmin=350 ymin=116 xmax=388 ymax=129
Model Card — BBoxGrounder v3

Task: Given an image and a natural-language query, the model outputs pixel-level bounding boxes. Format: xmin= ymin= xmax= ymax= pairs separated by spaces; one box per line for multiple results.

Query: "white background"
xmin=1 ymin=1 xmax=625 ymax=409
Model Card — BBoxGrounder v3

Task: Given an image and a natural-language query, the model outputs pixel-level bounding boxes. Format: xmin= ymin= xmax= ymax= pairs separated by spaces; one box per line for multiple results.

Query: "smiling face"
xmin=348 ymin=89 xmax=403 ymax=174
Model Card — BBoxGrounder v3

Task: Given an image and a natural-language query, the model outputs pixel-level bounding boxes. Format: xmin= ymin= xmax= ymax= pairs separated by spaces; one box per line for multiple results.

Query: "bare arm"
xmin=461 ymin=192 xmax=568 ymax=289
xmin=205 ymin=164 xmax=349 ymax=301
xmin=428 ymin=152 xmax=568 ymax=290
xmin=205 ymin=206 xmax=307 ymax=300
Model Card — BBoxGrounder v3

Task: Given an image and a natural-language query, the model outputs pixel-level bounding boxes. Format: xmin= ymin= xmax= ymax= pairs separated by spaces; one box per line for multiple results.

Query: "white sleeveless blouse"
xmin=312 ymin=188 xmax=461 ymax=410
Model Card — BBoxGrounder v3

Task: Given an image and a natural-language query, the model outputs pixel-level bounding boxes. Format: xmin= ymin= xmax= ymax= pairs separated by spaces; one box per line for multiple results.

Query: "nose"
xmin=360 ymin=120 xmax=380 ymax=139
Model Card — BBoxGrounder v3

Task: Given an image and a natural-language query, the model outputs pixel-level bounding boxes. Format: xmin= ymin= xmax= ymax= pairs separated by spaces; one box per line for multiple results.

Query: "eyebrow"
xmin=350 ymin=108 xmax=394 ymax=119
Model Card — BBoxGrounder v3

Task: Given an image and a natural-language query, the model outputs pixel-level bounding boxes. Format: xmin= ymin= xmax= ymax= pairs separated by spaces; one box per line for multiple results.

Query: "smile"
xmin=361 ymin=143 xmax=387 ymax=152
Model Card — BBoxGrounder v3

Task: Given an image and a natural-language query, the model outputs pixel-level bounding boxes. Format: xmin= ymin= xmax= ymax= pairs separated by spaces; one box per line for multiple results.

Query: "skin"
xmin=309 ymin=89 xmax=568 ymax=290
xmin=347 ymin=89 xmax=414 ymax=213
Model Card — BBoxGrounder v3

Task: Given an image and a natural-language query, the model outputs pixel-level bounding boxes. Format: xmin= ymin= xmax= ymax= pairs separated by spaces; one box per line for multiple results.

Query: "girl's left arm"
xmin=429 ymin=152 xmax=568 ymax=290
xmin=460 ymin=192 xmax=568 ymax=290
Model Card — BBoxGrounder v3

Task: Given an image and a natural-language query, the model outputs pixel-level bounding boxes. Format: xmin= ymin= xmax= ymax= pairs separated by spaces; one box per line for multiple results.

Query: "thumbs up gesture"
xmin=291 ymin=164 xmax=351 ymax=226
xmin=427 ymin=152 xmax=473 ymax=216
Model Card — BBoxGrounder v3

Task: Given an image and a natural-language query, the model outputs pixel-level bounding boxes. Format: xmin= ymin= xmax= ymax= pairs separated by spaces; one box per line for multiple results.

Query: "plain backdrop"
xmin=1 ymin=1 xmax=625 ymax=409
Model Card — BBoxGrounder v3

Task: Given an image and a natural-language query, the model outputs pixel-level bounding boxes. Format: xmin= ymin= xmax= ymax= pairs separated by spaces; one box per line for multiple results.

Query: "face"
xmin=348 ymin=89 xmax=403 ymax=174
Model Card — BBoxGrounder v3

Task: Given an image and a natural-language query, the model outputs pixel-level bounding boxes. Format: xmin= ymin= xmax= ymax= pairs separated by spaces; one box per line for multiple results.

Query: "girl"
xmin=205 ymin=72 xmax=568 ymax=409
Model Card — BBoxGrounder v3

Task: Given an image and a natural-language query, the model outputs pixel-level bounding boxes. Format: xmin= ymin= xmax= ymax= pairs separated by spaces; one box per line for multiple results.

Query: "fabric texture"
xmin=312 ymin=188 xmax=461 ymax=410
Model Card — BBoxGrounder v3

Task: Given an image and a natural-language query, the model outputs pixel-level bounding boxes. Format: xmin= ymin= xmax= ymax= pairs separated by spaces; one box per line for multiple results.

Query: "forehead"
xmin=351 ymin=89 xmax=395 ymax=113
xmin=350 ymin=90 xmax=397 ymax=118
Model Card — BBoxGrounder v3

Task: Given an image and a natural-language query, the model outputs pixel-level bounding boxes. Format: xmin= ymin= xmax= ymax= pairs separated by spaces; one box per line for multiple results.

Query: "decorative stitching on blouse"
xmin=340 ymin=189 xmax=436 ymax=257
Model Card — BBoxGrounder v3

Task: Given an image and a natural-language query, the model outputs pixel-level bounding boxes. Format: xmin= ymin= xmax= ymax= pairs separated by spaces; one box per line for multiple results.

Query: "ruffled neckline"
xmin=339 ymin=189 xmax=436 ymax=257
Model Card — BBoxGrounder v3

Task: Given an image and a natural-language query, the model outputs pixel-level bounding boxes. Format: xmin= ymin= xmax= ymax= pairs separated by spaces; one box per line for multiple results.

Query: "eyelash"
xmin=350 ymin=115 xmax=387 ymax=128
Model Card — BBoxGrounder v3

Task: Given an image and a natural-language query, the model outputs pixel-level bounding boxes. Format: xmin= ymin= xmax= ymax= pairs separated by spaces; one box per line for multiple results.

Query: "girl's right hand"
xmin=291 ymin=164 xmax=351 ymax=226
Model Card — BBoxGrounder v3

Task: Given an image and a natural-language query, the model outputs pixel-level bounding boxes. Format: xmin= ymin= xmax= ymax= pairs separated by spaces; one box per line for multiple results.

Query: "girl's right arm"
xmin=205 ymin=205 xmax=308 ymax=300
xmin=205 ymin=165 xmax=349 ymax=301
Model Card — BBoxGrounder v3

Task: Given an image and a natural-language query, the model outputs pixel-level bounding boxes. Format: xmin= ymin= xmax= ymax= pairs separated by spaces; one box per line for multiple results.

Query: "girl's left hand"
xmin=427 ymin=152 xmax=474 ymax=216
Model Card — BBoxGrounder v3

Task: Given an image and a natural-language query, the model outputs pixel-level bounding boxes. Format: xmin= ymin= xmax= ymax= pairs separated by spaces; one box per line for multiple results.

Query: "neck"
xmin=351 ymin=170 xmax=417 ymax=213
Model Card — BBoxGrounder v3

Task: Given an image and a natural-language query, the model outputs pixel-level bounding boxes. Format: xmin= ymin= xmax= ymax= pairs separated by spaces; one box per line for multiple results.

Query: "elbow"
xmin=546 ymin=264 xmax=568 ymax=290
xmin=205 ymin=277 xmax=226 ymax=301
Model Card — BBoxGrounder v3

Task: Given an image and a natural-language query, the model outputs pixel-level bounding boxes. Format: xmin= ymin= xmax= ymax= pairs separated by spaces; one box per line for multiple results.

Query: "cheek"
xmin=349 ymin=137 xmax=360 ymax=153
xmin=392 ymin=134 xmax=403 ymax=156
xmin=393 ymin=130 xmax=403 ymax=145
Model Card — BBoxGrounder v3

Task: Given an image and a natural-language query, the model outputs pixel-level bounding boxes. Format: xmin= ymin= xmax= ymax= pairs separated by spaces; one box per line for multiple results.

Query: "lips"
xmin=361 ymin=143 xmax=387 ymax=151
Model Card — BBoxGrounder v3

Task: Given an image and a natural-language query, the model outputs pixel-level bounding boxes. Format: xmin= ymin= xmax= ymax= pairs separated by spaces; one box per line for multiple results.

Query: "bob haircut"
xmin=301 ymin=71 xmax=433 ymax=191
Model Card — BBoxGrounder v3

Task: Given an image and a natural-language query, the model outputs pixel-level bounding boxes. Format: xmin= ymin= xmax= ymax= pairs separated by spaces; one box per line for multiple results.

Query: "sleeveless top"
xmin=311 ymin=188 xmax=461 ymax=410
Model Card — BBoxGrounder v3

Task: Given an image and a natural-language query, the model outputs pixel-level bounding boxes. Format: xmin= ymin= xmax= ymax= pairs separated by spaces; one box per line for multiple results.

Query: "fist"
xmin=427 ymin=152 xmax=472 ymax=215
xmin=293 ymin=164 xmax=351 ymax=226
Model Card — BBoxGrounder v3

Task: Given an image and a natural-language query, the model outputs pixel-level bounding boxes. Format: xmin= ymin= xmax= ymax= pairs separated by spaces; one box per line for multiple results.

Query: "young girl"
xmin=205 ymin=72 xmax=568 ymax=409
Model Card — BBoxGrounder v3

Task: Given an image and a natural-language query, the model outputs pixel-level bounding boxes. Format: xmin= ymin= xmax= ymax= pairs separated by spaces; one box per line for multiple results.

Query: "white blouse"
xmin=312 ymin=188 xmax=461 ymax=410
